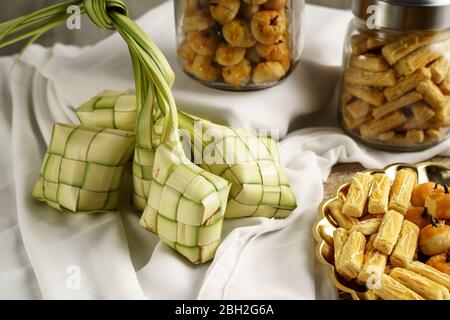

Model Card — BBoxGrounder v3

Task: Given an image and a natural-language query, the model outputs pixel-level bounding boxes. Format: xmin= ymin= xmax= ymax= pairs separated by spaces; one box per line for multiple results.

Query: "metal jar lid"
xmin=352 ymin=0 xmax=450 ymax=30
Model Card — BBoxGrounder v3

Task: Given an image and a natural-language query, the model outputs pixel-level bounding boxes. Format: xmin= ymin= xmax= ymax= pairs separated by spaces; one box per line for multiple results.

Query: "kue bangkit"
xmin=339 ymin=0 xmax=450 ymax=151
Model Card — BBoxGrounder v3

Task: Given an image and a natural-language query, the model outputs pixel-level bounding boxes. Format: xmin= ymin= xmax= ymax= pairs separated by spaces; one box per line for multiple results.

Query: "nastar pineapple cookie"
xmin=176 ymin=0 xmax=298 ymax=89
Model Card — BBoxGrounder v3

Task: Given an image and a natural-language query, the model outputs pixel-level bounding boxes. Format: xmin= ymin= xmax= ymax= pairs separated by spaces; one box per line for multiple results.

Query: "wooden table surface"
xmin=323 ymin=155 xmax=449 ymax=300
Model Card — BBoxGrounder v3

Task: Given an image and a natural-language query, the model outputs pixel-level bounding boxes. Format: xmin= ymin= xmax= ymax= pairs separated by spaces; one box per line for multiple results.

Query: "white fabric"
xmin=0 ymin=1 xmax=448 ymax=300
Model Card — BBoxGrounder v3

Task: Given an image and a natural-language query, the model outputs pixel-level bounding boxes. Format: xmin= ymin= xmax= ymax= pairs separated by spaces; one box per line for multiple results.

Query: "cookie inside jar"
xmin=175 ymin=0 xmax=304 ymax=90
xmin=339 ymin=0 xmax=450 ymax=151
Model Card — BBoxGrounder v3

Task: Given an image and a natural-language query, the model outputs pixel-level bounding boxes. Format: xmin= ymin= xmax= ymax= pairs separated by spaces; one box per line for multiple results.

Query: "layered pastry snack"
xmin=324 ymin=168 xmax=450 ymax=300
xmin=339 ymin=31 xmax=450 ymax=149
xmin=176 ymin=0 xmax=302 ymax=89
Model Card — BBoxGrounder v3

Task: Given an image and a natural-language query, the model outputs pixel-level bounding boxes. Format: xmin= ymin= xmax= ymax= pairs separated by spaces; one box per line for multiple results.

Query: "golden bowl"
xmin=312 ymin=162 xmax=450 ymax=300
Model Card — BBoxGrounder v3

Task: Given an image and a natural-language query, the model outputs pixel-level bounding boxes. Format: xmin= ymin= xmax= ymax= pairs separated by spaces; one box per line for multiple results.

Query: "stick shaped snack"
xmin=351 ymin=35 xmax=386 ymax=55
xmin=373 ymin=274 xmax=424 ymax=300
xmin=336 ymin=231 xmax=366 ymax=279
xmin=403 ymin=101 xmax=436 ymax=130
xmin=343 ymin=106 xmax=373 ymax=130
xmin=382 ymin=32 xmax=450 ymax=65
xmin=328 ymin=200 xmax=359 ymax=230
xmin=360 ymin=111 xmax=408 ymax=138
xmin=345 ymin=84 xmax=385 ymax=107
xmin=426 ymin=128 xmax=443 ymax=141
xmin=416 ymin=80 xmax=448 ymax=118
xmin=390 ymin=268 xmax=450 ymax=300
xmin=345 ymin=67 xmax=397 ymax=87
xmin=430 ymin=56 xmax=450 ymax=84
xmin=394 ymin=38 xmax=450 ymax=76
xmin=349 ymin=54 xmax=389 ymax=72
xmin=333 ymin=228 xmax=349 ymax=279
xmin=407 ymin=261 xmax=450 ymax=291
xmin=440 ymin=73 xmax=450 ymax=94
xmin=372 ymin=91 xmax=422 ymax=120
xmin=367 ymin=38 xmax=385 ymax=51
xmin=369 ymin=173 xmax=391 ymax=214
xmin=378 ymin=130 xmax=425 ymax=145
xmin=373 ymin=210 xmax=404 ymax=255
xmin=345 ymin=99 xmax=372 ymax=119
xmin=342 ymin=173 xmax=373 ymax=217
xmin=388 ymin=169 xmax=417 ymax=215
xmin=349 ymin=218 xmax=383 ymax=236
xmin=351 ymin=34 xmax=370 ymax=56
xmin=390 ymin=220 xmax=420 ymax=267
xmin=358 ymin=234 xmax=388 ymax=284
xmin=363 ymin=290 xmax=381 ymax=300
xmin=406 ymin=130 xmax=425 ymax=144
xmin=384 ymin=68 xmax=432 ymax=102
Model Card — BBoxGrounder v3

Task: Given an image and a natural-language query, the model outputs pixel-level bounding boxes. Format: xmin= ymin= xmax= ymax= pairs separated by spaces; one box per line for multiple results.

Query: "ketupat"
xmin=140 ymin=138 xmax=231 ymax=264
xmin=0 ymin=0 xmax=298 ymax=263
xmin=178 ymin=111 xmax=297 ymax=218
xmin=76 ymin=90 xmax=137 ymax=132
xmin=136 ymin=75 xmax=231 ymax=263
xmin=76 ymin=91 xmax=298 ymax=218
xmin=32 ymin=124 xmax=135 ymax=213
xmin=0 ymin=0 xmax=175 ymax=211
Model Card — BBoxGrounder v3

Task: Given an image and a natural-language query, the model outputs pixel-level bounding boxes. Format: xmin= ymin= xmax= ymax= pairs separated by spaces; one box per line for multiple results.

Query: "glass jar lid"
xmin=352 ymin=0 xmax=450 ymax=30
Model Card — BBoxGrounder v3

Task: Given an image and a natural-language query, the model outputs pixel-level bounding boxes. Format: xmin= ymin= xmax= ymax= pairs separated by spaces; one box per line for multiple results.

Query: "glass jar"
xmin=338 ymin=0 xmax=450 ymax=151
xmin=174 ymin=0 xmax=304 ymax=91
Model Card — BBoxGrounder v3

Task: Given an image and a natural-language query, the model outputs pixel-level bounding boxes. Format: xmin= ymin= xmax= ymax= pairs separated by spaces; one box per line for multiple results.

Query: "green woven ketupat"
xmin=75 ymin=89 xmax=165 ymax=211
xmin=76 ymin=91 xmax=298 ymax=219
xmin=132 ymin=99 xmax=165 ymax=211
xmin=0 ymin=0 xmax=298 ymax=264
xmin=76 ymin=90 xmax=137 ymax=132
xmin=32 ymin=124 xmax=135 ymax=213
xmin=178 ymin=112 xmax=297 ymax=219
xmin=140 ymin=139 xmax=231 ymax=264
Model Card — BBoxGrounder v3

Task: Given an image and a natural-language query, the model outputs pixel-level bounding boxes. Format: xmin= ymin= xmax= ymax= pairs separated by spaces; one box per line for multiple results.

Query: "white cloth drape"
xmin=0 ymin=1 xmax=448 ymax=299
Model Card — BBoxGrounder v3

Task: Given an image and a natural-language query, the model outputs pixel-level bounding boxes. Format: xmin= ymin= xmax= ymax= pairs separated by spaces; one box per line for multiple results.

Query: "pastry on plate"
xmin=390 ymin=220 xmax=420 ymax=267
xmin=411 ymin=182 xmax=444 ymax=207
xmin=425 ymin=186 xmax=450 ymax=220
xmin=419 ymin=223 xmax=450 ymax=256
xmin=404 ymin=207 xmax=431 ymax=229
xmin=390 ymin=267 xmax=450 ymax=300
xmin=426 ymin=252 xmax=450 ymax=276
xmin=374 ymin=210 xmax=404 ymax=255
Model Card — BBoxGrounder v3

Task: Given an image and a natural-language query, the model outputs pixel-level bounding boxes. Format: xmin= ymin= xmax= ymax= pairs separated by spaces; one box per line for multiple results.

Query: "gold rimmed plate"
xmin=313 ymin=162 xmax=450 ymax=300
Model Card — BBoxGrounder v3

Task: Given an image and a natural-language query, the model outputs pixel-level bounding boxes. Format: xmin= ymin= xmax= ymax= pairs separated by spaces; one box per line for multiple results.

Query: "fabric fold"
xmin=0 ymin=1 xmax=448 ymax=300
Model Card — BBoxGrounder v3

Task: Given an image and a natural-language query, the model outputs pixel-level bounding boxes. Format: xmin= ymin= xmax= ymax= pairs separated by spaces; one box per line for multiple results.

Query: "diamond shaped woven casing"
xmin=76 ymin=90 xmax=137 ymax=132
xmin=178 ymin=113 xmax=297 ymax=219
xmin=32 ymin=124 xmax=135 ymax=213
xmin=140 ymin=141 xmax=231 ymax=264
xmin=206 ymin=129 xmax=296 ymax=218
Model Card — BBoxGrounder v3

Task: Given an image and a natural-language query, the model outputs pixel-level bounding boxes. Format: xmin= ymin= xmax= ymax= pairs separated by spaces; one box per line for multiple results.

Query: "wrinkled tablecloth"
xmin=1 ymin=1 xmax=449 ymax=299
